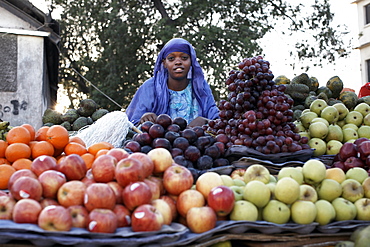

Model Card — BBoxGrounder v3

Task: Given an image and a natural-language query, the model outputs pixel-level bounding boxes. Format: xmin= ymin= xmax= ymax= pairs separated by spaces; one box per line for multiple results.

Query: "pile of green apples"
xmin=294 ymin=99 xmax=370 ymax=156
xmin=223 ymin=160 xmax=370 ymax=225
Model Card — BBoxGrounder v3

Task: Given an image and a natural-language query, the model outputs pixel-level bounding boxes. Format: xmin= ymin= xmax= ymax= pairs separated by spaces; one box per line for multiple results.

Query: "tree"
xmin=53 ymin=0 xmax=351 ymax=111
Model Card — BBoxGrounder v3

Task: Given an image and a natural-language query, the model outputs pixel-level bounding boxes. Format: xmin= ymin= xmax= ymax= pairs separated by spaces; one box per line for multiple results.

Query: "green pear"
xmin=301 ymin=109 xmax=311 ymax=115
xmin=320 ymin=105 xmax=339 ymax=124
xmin=342 ymin=128 xmax=359 ymax=142
xmin=308 ymin=122 xmax=328 ymax=139
xmin=336 ymin=119 xmax=346 ymax=128
xmin=262 ymin=200 xmax=290 ymax=224
xmin=315 ymin=199 xmax=336 ymax=225
xmin=300 ymin=111 xmax=318 ymax=129
xmin=354 ymin=102 xmax=370 ymax=117
xmin=299 ymin=131 xmax=311 ymax=140
xmin=308 ymin=138 xmax=327 ymax=156
xmin=311 ymin=117 xmax=329 ymax=127
xmin=342 ymin=123 xmax=359 ymax=131
xmin=229 ymin=200 xmax=258 ymax=221
xmin=333 ymin=102 xmax=349 ymax=120
xmin=291 ymin=200 xmax=317 ymax=224
xmin=358 ymin=125 xmax=370 ymax=139
xmin=310 ymin=99 xmax=328 ymax=116
xmin=294 ymin=122 xmax=306 ymax=132
xmin=325 ymin=124 xmax=343 ymax=142
xmin=326 ymin=140 xmax=343 ymax=155
xmin=363 ymin=113 xmax=370 ymax=126
xmin=345 ymin=111 xmax=363 ymax=127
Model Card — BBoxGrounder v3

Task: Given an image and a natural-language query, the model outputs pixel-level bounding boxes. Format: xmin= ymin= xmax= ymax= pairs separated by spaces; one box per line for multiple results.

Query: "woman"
xmin=126 ymin=38 xmax=219 ymax=127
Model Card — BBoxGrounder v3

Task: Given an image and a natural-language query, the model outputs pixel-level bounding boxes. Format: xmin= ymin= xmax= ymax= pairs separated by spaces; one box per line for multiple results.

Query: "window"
xmin=367 ymin=59 xmax=370 ymax=82
xmin=0 ymin=34 xmax=17 ymax=92
xmin=366 ymin=4 xmax=370 ymax=24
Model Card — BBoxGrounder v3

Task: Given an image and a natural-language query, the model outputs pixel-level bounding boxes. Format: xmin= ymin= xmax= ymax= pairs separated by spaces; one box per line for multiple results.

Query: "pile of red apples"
xmin=0 ymin=146 xmax=234 ymax=234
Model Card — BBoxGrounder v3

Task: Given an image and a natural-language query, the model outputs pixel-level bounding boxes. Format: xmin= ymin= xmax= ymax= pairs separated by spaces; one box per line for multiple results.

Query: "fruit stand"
xmin=1 ymin=55 xmax=370 ymax=246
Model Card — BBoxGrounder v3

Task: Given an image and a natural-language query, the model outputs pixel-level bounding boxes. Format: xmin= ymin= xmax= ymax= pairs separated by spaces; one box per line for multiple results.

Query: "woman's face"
xmin=163 ymin=52 xmax=191 ymax=81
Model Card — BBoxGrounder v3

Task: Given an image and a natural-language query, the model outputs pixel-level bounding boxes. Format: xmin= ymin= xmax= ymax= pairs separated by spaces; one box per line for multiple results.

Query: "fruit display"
xmin=42 ymin=99 xmax=109 ymax=131
xmin=0 ymin=119 xmax=12 ymax=141
xmin=295 ymin=98 xmax=370 ymax=156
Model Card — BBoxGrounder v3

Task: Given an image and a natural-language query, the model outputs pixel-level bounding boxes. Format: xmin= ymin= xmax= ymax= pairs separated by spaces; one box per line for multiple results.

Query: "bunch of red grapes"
xmin=205 ymin=55 xmax=310 ymax=154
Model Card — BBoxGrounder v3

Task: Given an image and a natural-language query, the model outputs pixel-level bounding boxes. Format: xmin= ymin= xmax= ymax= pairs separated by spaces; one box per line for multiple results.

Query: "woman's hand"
xmin=188 ymin=116 xmax=209 ymax=127
xmin=140 ymin=112 xmax=158 ymax=124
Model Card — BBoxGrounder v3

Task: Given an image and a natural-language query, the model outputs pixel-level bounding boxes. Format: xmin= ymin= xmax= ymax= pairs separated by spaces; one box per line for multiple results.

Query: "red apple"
xmin=160 ymin=195 xmax=178 ymax=221
xmin=115 ymin=157 xmax=145 ymax=187
xmin=57 ymin=180 xmax=86 ymax=208
xmin=332 ymin=160 xmax=346 ymax=171
xmin=207 ymin=185 xmax=235 ymax=217
xmin=339 ymin=142 xmax=359 ymax=162
xmin=147 ymin=176 xmax=165 ymax=196
xmin=186 ymin=206 xmax=217 ymax=233
xmin=106 ymin=147 xmax=129 ymax=161
xmin=38 ymin=170 xmax=66 ymax=199
xmin=176 ymin=189 xmax=205 ymax=218
xmin=88 ymin=208 xmax=118 ymax=233
xmin=67 ymin=205 xmax=89 ymax=228
xmin=354 ymin=137 xmax=369 ymax=146
xmin=162 ymin=165 xmax=194 ymax=196
xmin=12 ymin=198 xmax=42 ymax=224
xmin=81 ymin=169 xmax=96 ymax=187
xmin=230 ymin=168 xmax=246 ymax=181
xmin=84 ymin=183 xmax=116 ymax=212
xmin=147 ymin=148 xmax=173 ymax=174
xmin=107 ymin=181 xmax=123 ymax=204
xmin=113 ymin=204 xmax=131 ymax=227
xmin=144 ymin=178 xmax=161 ymax=200
xmin=40 ymin=198 xmax=59 ymax=208
xmin=344 ymin=156 xmax=365 ymax=171
xmin=0 ymin=190 xmax=8 ymax=197
xmin=0 ymin=195 xmax=16 ymax=220
xmin=122 ymin=182 xmax=152 ymax=211
xmin=10 ymin=176 xmax=43 ymax=201
xmin=357 ymin=141 xmax=370 ymax=161
xmin=91 ymin=154 xmax=117 ymax=183
xmin=8 ymin=169 xmax=37 ymax=190
xmin=151 ymin=198 xmax=172 ymax=225
xmin=57 ymin=154 xmax=87 ymax=181
xmin=129 ymin=152 xmax=154 ymax=177
xmin=38 ymin=205 xmax=73 ymax=231
xmin=30 ymin=155 xmax=57 ymax=177
xmin=131 ymin=204 xmax=164 ymax=232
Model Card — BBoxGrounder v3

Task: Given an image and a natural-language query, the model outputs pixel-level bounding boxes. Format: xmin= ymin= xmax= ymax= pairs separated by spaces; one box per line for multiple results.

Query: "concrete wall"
xmin=0 ymin=6 xmax=48 ymax=129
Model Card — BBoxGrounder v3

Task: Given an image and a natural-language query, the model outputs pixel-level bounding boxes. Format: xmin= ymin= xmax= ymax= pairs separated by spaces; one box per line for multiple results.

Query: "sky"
xmin=30 ymin=0 xmax=362 ymax=98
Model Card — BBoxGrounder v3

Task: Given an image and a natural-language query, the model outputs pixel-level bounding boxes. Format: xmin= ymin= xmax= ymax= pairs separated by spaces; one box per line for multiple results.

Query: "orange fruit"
xmin=81 ymin=153 xmax=95 ymax=169
xmin=0 ymin=158 xmax=10 ymax=165
xmin=21 ymin=124 xmax=36 ymax=141
xmin=46 ymin=125 xmax=69 ymax=150
xmin=95 ymin=149 xmax=109 ymax=157
xmin=5 ymin=143 xmax=32 ymax=163
xmin=69 ymin=136 xmax=86 ymax=147
xmin=87 ymin=142 xmax=114 ymax=156
xmin=6 ymin=126 xmax=31 ymax=144
xmin=31 ymin=141 xmax=55 ymax=159
xmin=64 ymin=142 xmax=87 ymax=156
xmin=12 ymin=158 xmax=33 ymax=170
xmin=0 ymin=164 xmax=16 ymax=189
xmin=35 ymin=126 xmax=50 ymax=141
xmin=0 ymin=140 xmax=8 ymax=158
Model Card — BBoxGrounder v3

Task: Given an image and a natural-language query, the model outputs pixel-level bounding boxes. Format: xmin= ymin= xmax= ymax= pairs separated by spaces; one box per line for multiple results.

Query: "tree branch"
xmin=151 ymin=0 xmax=175 ymax=24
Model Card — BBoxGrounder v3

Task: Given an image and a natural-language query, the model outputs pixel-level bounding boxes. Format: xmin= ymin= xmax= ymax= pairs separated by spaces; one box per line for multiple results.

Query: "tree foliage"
xmin=53 ymin=0 xmax=351 ymax=111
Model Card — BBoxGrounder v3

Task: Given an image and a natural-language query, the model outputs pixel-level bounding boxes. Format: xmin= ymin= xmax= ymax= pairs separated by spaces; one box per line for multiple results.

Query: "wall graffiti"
xmin=0 ymin=100 xmax=28 ymax=118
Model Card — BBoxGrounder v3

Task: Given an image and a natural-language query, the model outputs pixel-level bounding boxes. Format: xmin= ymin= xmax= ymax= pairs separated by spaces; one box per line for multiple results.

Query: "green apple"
xmin=346 ymin=167 xmax=369 ymax=184
xmin=300 ymin=111 xmax=318 ymax=129
xmin=354 ymin=102 xmax=370 ymax=117
xmin=320 ymin=106 xmax=339 ymax=124
xmin=308 ymin=138 xmax=327 ymax=156
xmin=332 ymin=197 xmax=357 ymax=221
xmin=325 ymin=124 xmax=343 ymax=142
xmin=269 ymin=175 xmax=277 ymax=183
xmin=308 ymin=122 xmax=328 ymax=139
xmin=243 ymin=164 xmax=270 ymax=184
xmin=229 ymin=200 xmax=258 ymax=221
xmin=345 ymin=111 xmax=363 ymax=127
xmin=233 ymin=179 xmax=246 ymax=187
xmin=302 ymin=159 xmax=327 ymax=186
xmin=291 ymin=200 xmax=317 ymax=224
xmin=362 ymin=177 xmax=370 ymax=198
xmin=316 ymin=178 xmax=342 ymax=202
xmin=266 ymin=182 xmax=276 ymax=200
xmin=315 ymin=199 xmax=336 ymax=225
xmin=277 ymin=167 xmax=304 ymax=185
xmin=310 ymin=99 xmax=328 ymax=116
xmin=299 ymin=184 xmax=318 ymax=202
xmin=230 ymin=185 xmax=244 ymax=201
xmin=262 ymin=199 xmax=290 ymax=224
xmin=220 ymin=175 xmax=234 ymax=187
xmin=311 ymin=117 xmax=330 ymax=127
xmin=342 ymin=123 xmax=359 ymax=131
xmin=332 ymin=102 xmax=349 ymax=120
xmin=352 ymin=225 xmax=370 ymax=247
xmin=363 ymin=113 xmax=370 ymax=126
xmin=243 ymin=180 xmax=271 ymax=208
xmin=354 ymin=198 xmax=370 ymax=220
xmin=357 ymin=125 xmax=370 ymax=139
xmin=325 ymin=140 xmax=343 ymax=155
xmin=341 ymin=178 xmax=365 ymax=202
xmin=274 ymin=177 xmax=300 ymax=205
xmin=342 ymin=128 xmax=359 ymax=143
xmin=326 ymin=167 xmax=346 ymax=184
